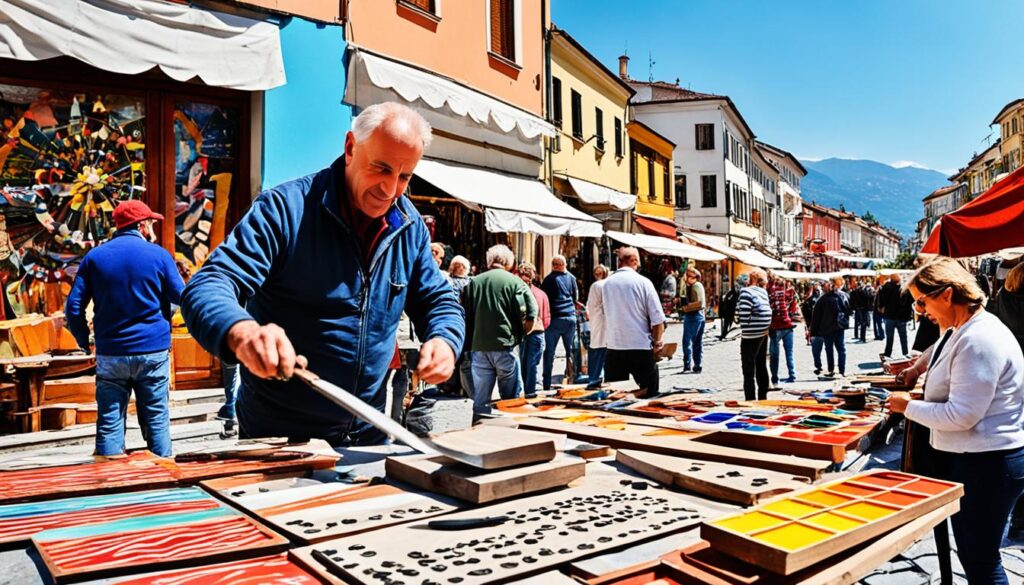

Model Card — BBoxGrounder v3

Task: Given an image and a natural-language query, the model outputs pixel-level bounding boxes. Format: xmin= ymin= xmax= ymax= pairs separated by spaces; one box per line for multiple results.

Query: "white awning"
xmin=415 ymin=158 xmax=603 ymax=237
xmin=825 ymin=251 xmax=885 ymax=264
xmin=347 ymin=49 xmax=555 ymax=140
xmin=606 ymin=231 xmax=726 ymax=262
xmin=0 ymin=0 xmax=285 ymax=91
xmin=565 ymin=177 xmax=636 ymax=211
xmin=772 ymin=270 xmax=837 ymax=281
xmin=682 ymin=232 xmax=787 ymax=269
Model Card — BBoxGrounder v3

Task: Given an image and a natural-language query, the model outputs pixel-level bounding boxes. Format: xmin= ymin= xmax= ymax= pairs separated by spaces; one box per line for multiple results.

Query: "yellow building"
xmin=994 ymin=99 xmax=1024 ymax=174
xmin=548 ymin=27 xmax=635 ymax=232
xmin=955 ymin=139 xmax=1002 ymax=199
xmin=627 ymin=119 xmax=676 ymax=223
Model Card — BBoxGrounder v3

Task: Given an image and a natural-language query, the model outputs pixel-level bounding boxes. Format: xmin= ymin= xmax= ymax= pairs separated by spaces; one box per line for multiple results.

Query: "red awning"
xmin=633 ymin=215 xmax=678 ymax=239
xmin=922 ymin=165 xmax=1024 ymax=257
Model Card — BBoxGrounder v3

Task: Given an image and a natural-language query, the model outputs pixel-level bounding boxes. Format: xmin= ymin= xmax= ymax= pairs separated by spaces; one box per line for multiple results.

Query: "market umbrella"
xmin=921 ymin=165 xmax=1024 ymax=257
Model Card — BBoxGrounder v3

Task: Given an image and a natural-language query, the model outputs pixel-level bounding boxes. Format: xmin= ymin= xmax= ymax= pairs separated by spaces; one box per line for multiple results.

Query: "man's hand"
xmin=895 ymin=367 xmax=921 ymax=389
xmin=226 ymin=320 xmax=305 ymax=379
xmin=886 ymin=391 xmax=913 ymax=414
xmin=416 ymin=338 xmax=456 ymax=384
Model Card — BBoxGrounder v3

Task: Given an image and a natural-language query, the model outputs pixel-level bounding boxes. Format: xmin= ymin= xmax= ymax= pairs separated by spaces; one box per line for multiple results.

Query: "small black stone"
xmin=369 ymin=514 xmax=383 ymax=521
xmin=258 ymin=487 xmax=270 ymax=493
xmin=360 ymin=551 xmax=376 ymax=557
xmin=631 ymin=481 xmax=648 ymax=490
xmin=431 ymin=564 xmax=447 ymax=572
xmin=500 ymin=562 xmax=519 ymax=569
xmin=349 ymin=544 xmax=365 ymax=551
xmin=558 ymin=548 xmax=572 ymax=554
xmin=342 ymin=518 xmax=358 ymax=525
xmin=522 ymin=556 xmax=537 ymax=563
xmin=342 ymin=563 xmax=357 ymax=569
xmin=598 ymin=536 xmax=613 ymax=543
xmin=467 ymin=569 xmax=493 ymax=577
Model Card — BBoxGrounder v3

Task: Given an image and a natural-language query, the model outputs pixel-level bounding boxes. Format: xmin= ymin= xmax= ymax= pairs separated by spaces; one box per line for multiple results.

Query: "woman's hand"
xmin=886 ymin=391 xmax=913 ymax=414
xmin=895 ymin=367 xmax=920 ymax=388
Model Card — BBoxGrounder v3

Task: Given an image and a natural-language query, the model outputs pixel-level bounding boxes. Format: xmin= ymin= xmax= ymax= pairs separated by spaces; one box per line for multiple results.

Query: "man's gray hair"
xmin=352 ymin=102 xmax=433 ymax=148
xmin=749 ymin=269 xmax=768 ymax=286
xmin=552 ymin=255 xmax=567 ymax=266
xmin=486 ymin=244 xmax=515 ymax=269
xmin=449 ymin=255 xmax=470 ymax=276
xmin=617 ymin=247 xmax=640 ymax=266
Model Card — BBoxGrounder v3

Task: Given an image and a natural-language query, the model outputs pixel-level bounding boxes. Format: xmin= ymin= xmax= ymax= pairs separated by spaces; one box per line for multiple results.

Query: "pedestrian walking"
xmin=767 ymin=275 xmax=799 ymax=384
xmin=461 ymin=245 xmax=536 ymax=414
xmin=801 ymin=284 xmax=821 ymax=345
xmin=680 ymin=267 xmax=706 ymax=373
xmin=447 ymin=255 xmax=472 ymax=297
xmin=585 ymin=264 xmax=609 ymax=388
xmin=878 ymin=273 xmax=913 ymax=357
xmin=595 ymin=247 xmax=665 ymax=395
xmin=810 ymin=278 xmax=851 ymax=377
xmin=850 ymin=280 xmax=874 ymax=342
xmin=873 ymin=276 xmax=887 ymax=341
xmin=659 ymin=263 xmax=677 ymax=306
xmin=65 ymin=200 xmax=184 ymax=458
xmin=736 ymin=269 xmax=772 ymax=400
xmin=517 ymin=262 xmax=549 ymax=398
xmin=718 ymin=280 xmax=740 ymax=340
xmin=541 ymin=255 xmax=579 ymax=389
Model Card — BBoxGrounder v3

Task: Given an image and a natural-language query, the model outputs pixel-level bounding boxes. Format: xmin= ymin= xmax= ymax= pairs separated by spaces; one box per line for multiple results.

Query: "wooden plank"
xmin=700 ymin=470 xmax=963 ymax=575
xmin=291 ymin=485 xmax=709 ymax=585
xmin=104 ymin=553 xmax=339 ymax=585
xmin=426 ymin=425 xmax=556 ymax=469
xmin=515 ymin=416 xmax=831 ymax=479
xmin=616 ymin=449 xmax=810 ymax=506
xmin=39 ymin=405 xmax=77 ymax=430
xmin=42 ymin=376 xmax=95 ymax=405
xmin=385 ymin=453 xmax=585 ymax=503
xmin=692 ymin=431 xmax=847 ymax=463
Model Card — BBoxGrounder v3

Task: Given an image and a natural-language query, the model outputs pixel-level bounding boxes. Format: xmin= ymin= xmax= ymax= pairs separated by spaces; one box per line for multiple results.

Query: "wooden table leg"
xmin=14 ymin=365 xmax=47 ymax=411
xmin=934 ymin=519 xmax=953 ymax=585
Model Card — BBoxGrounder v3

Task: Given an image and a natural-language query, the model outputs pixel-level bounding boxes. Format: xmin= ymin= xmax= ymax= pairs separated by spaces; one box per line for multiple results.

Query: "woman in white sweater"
xmin=888 ymin=257 xmax=1024 ymax=585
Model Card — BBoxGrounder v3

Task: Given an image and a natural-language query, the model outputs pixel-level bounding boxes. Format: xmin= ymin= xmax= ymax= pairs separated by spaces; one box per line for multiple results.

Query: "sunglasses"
xmin=913 ymin=285 xmax=950 ymax=313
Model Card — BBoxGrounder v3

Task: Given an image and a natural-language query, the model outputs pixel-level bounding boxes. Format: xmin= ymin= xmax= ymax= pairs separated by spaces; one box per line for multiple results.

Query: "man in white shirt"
xmin=593 ymin=247 xmax=666 ymax=394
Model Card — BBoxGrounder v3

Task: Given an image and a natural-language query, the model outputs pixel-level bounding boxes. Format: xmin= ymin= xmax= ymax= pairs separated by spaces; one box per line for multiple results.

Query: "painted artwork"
xmin=0 ymin=487 xmax=218 ymax=545
xmin=106 ymin=554 xmax=324 ymax=585
xmin=33 ymin=502 xmax=288 ymax=582
xmin=0 ymin=451 xmax=177 ymax=504
xmin=173 ymin=101 xmax=236 ymax=269
xmin=0 ymin=84 xmax=146 ymax=317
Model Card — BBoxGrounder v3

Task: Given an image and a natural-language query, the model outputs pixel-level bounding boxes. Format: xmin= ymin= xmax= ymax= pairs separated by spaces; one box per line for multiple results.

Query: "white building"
xmin=839 ymin=213 xmax=863 ymax=254
xmin=755 ymin=141 xmax=806 ymax=254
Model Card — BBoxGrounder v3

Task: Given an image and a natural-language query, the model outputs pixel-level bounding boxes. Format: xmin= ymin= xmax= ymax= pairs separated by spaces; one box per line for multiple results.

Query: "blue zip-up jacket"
xmin=180 ymin=156 xmax=465 ymax=444
xmin=541 ymin=270 xmax=578 ymax=319
xmin=65 ymin=230 xmax=184 ymax=355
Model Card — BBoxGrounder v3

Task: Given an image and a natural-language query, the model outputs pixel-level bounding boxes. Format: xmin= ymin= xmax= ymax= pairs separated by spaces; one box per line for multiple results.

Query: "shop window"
xmin=701 ymin=175 xmax=717 ymax=208
xmin=663 ymin=164 xmax=671 ymax=205
xmin=551 ymin=77 xmax=563 ymax=128
xmin=488 ymin=0 xmax=516 ymax=62
xmin=675 ymin=175 xmax=688 ymax=208
xmin=594 ymin=107 xmax=604 ymax=151
xmin=647 ymin=157 xmax=655 ymax=201
xmin=696 ymin=123 xmax=714 ymax=150
xmin=614 ymin=117 xmax=622 ymax=158
xmin=0 ymin=84 xmax=146 ymax=317
xmin=173 ymin=101 xmax=239 ymax=269
xmin=570 ymin=90 xmax=583 ymax=140
xmin=400 ymin=0 xmax=436 ymax=13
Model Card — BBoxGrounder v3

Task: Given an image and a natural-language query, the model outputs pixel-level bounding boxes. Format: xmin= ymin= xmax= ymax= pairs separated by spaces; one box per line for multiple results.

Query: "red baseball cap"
xmin=113 ymin=200 xmax=164 ymax=230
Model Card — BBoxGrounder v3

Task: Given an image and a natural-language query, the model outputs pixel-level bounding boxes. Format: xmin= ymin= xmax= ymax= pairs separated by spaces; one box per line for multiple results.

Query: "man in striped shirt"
xmin=736 ymin=269 xmax=773 ymax=400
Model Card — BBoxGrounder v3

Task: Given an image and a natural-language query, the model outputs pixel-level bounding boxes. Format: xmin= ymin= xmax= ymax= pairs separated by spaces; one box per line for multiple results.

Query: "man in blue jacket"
xmin=541 ymin=255 xmax=579 ymax=389
xmin=66 ymin=200 xmax=184 ymax=457
xmin=180 ymin=102 xmax=464 ymax=446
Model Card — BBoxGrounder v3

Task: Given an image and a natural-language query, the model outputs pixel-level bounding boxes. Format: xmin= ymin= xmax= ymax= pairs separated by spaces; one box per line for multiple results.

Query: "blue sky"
xmin=553 ymin=0 xmax=1024 ymax=174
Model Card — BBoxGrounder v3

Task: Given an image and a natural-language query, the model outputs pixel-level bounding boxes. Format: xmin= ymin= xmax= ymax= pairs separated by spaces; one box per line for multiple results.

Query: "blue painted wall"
xmin=262 ymin=18 xmax=351 ymax=190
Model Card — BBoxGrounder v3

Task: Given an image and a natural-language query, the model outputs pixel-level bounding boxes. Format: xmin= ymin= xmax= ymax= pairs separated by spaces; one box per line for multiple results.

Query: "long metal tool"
xmin=293 ymin=367 xmax=485 ymax=467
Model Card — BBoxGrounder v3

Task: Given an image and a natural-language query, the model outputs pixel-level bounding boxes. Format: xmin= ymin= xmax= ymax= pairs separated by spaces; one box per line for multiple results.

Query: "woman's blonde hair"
xmin=905 ymin=257 xmax=986 ymax=306
xmin=1004 ymin=263 xmax=1024 ymax=294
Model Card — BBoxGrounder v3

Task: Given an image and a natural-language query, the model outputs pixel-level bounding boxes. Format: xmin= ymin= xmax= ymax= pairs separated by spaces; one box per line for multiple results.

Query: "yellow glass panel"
xmin=760 ymin=499 xmax=821 ymax=518
xmin=804 ymin=512 xmax=865 ymax=532
xmin=712 ymin=511 xmax=787 ymax=534
xmin=797 ymin=490 xmax=854 ymax=507
xmin=837 ymin=501 xmax=898 ymax=521
xmin=754 ymin=523 xmax=833 ymax=551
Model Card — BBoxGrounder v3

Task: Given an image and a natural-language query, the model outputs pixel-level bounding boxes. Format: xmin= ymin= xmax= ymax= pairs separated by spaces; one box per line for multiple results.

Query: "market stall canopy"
xmin=415 ymin=158 xmax=603 ymax=237
xmin=606 ymin=231 xmax=726 ymax=262
xmin=632 ymin=214 xmax=679 ymax=239
xmin=565 ymin=177 xmax=636 ymax=211
xmin=921 ymin=165 xmax=1024 ymax=257
xmin=772 ymin=270 xmax=837 ymax=281
xmin=825 ymin=251 xmax=886 ymax=265
xmin=0 ymin=0 xmax=285 ymax=91
xmin=682 ymin=232 xmax=787 ymax=269
xmin=346 ymin=48 xmax=555 ymax=140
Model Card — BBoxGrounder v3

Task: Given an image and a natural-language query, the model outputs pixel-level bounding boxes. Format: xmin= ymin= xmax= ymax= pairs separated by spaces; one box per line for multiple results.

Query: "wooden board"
xmin=104 ymin=553 xmax=341 ymax=585
xmin=33 ymin=499 xmax=288 ymax=583
xmin=42 ymin=376 xmax=95 ymax=405
xmin=616 ymin=449 xmax=811 ymax=506
xmin=385 ymin=453 xmax=585 ymax=503
xmin=291 ymin=485 xmax=708 ymax=585
xmin=700 ymin=470 xmax=963 ymax=575
xmin=692 ymin=431 xmax=847 ymax=463
xmin=39 ymin=404 xmax=77 ymax=430
xmin=515 ymin=416 xmax=831 ymax=479
xmin=427 ymin=425 xmax=556 ymax=469
xmin=203 ymin=474 xmax=461 ymax=544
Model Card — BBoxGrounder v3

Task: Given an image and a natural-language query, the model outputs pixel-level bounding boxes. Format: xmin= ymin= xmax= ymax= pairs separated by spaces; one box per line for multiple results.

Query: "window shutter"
xmin=405 ymin=0 xmax=434 ymax=11
xmin=490 ymin=0 xmax=515 ymax=60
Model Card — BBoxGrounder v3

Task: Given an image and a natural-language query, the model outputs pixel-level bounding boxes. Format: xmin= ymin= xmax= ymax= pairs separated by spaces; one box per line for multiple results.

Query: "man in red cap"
xmin=65 ymin=199 xmax=185 ymax=458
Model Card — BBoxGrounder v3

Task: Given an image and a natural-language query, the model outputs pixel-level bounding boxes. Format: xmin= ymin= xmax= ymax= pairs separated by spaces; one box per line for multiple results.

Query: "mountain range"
xmin=798 ymin=158 xmax=950 ymax=236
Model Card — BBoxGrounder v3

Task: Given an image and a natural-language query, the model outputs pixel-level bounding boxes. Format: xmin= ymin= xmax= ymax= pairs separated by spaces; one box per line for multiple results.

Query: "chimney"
xmin=618 ymin=54 xmax=629 ymax=80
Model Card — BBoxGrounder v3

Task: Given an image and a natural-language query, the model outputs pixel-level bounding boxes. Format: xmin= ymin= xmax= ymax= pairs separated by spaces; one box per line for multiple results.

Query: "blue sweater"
xmin=180 ymin=156 xmax=465 ymax=443
xmin=541 ymin=271 xmax=578 ymax=319
xmin=65 ymin=230 xmax=184 ymax=355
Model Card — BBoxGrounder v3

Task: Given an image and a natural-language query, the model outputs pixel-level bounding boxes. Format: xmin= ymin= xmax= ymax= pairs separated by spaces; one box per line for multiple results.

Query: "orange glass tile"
xmin=856 ymin=472 xmax=916 ymax=488
xmin=900 ymin=478 xmax=953 ymax=495
xmin=760 ymin=499 xmax=821 ymax=518
xmin=837 ymin=501 xmax=898 ymax=521
xmin=804 ymin=512 xmax=866 ymax=532
xmin=872 ymin=491 xmax=928 ymax=507
xmin=753 ymin=523 xmax=833 ymax=551
xmin=830 ymin=483 xmax=883 ymax=497
xmin=712 ymin=511 xmax=788 ymax=534
xmin=797 ymin=490 xmax=854 ymax=507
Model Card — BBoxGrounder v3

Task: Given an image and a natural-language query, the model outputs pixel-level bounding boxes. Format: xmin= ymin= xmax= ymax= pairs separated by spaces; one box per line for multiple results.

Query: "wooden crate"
xmin=171 ymin=333 xmax=221 ymax=390
xmin=0 ymin=315 xmax=53 ymax=358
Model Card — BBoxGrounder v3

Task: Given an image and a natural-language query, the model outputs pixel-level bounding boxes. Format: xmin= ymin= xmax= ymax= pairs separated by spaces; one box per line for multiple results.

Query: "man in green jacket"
xmin=462 ymin=244 xmax=536 ymax=414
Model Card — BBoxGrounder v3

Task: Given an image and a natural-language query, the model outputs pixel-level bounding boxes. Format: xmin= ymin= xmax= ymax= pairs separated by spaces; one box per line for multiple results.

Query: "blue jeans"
xmin=587 ymin=347 xmax=607 ymax=387
xmin=769 ymin=328 xmax=796 ymax=382
xmin=519 ymin=332 xmax=545 ymax=397
xmin=219 ymin=363 xmax=240 ymax=420
xmin=470 ymin=349 xmax=522 ymax=413
xmin=543 ymin=317 xmax=577 ymax=388
xmin=946 ymin=447 xmax=1024 ymax=584
xmin=853 ymin=308 xmax=870 ymax=341
xmin=825 ymin=330 xmax=846 ymax=375
xmin=811 ymin=336 xmax=829 ymax=372
xmin=883 ymin=318 xmax=909 ymax=357
xmin=95 ymin=351 xmax=172 ymax=457
xmin=682 ymin=314 xmax=705 ymax=369
xmin=873 ymin=310 xmax=885 ymax=340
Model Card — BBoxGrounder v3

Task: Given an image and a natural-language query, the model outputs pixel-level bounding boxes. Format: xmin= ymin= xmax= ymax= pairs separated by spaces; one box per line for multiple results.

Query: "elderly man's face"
xmin=552 ymin=258 xmax=565 ymax=271
xmin=344 ymin=126 xmax=423 ymax=218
